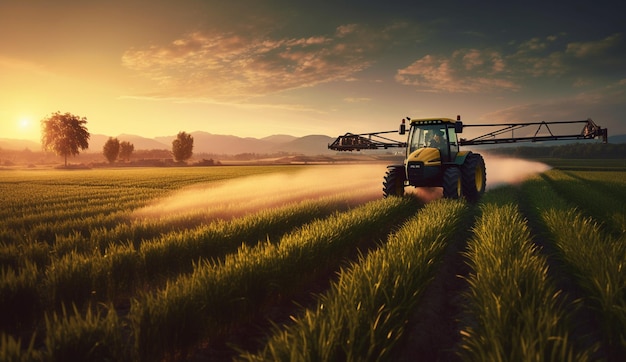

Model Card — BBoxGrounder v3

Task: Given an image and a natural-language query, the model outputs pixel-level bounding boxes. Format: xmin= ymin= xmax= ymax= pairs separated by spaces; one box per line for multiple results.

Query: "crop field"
xmin=1 ymin=162 xmax=625 ymax=361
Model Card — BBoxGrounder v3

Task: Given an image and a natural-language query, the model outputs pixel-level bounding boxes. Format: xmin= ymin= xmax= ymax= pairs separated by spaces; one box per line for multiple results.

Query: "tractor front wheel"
xmin=442 ymin=167 xmax=462 ymax=199
xmin=383 ymin=166 xmax=405 ymax=198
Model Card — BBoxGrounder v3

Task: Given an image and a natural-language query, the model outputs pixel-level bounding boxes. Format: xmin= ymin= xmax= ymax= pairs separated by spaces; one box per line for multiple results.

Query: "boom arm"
xmin=327 ymin=130 xmax=407 ymax=151
xmin=459 ymin=118 xmax=608 ymax=145
xmin=328 ymin=118 xmax=607 ymax=151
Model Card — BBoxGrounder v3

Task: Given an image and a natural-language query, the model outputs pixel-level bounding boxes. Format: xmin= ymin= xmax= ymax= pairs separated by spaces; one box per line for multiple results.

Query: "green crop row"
xmin=130 ymin=196 xmax=419 ymax=361
xmin=0 ymin=195 xmax=418 ymax=361
xmin=522 ymin=176 xmax=626 ymax=359
xmin=0 ymin=166 xmax=304 ymax=241
xmin=0 ymin=196 xmax=357 ymax=336
xmin=240 ymin=198 xmax=467 ymax=361
xmin=540 ymin=170 xmax=625 ymax=235
xmin=460 ymin=189 xmax=583 ymax=361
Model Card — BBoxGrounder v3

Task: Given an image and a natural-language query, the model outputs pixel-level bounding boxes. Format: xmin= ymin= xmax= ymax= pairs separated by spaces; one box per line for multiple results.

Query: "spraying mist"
xmin=134 ymin=164 xmax=388 ymax=220
xmin=134 ymin=156 xmax=550 ymax=220
xmin=480 ymin=154 xmax=551 ymax=190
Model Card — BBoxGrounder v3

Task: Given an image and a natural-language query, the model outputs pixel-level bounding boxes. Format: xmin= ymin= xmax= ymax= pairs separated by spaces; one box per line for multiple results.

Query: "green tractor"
xmin=328 ymin=116 xmax=607 ymax=202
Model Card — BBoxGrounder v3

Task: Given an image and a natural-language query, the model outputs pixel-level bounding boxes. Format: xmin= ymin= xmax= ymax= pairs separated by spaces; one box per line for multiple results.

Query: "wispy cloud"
xmin=396 ymin=33 xmax=624 ymax=93
xmin=343 ymin=97 xmax=372 ymax=103
xmin=395 ymin=50 xmax=518 ymax=93
xmin=566 ymin=33 xmax=622 ymax=58
xmin=122 ymin=24 xmax=398 ymax=101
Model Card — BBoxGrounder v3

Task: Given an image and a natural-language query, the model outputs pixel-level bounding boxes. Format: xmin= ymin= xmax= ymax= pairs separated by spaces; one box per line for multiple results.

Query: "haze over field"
xmin=135 ymin=158 xmax=550 ymax=219
xmin=1 ymin=0 xmax=624 ymax=143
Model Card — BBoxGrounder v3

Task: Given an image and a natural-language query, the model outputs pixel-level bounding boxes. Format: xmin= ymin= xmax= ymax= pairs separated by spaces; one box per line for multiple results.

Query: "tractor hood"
xmin=406 ymin=147 xmax=441 ymax=165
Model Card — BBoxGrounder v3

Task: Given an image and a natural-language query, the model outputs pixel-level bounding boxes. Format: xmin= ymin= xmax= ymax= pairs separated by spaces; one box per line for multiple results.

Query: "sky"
xmin=1 ymin=0 xmax=625 ymax=142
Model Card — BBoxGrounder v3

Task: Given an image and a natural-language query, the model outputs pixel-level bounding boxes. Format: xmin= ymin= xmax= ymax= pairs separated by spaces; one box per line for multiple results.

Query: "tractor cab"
xmin=400 ymin=118 xmax=464 ymax=188
xmin=404 ymin=118 xmax=462 ymax=163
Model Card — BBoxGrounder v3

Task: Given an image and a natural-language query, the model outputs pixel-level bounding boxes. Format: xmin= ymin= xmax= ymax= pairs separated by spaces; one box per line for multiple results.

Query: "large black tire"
xmin=442 ymin=167 xmax=462 ymax=199
xmin=383 ymin=166 xmax=405 ymax=198
xmin=461 ymin=153 xmax=486 ymax=202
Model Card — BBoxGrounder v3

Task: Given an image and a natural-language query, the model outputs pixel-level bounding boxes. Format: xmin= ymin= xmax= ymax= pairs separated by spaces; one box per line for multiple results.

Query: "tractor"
xmin=328 ymin=116 xmax=607 ymax=202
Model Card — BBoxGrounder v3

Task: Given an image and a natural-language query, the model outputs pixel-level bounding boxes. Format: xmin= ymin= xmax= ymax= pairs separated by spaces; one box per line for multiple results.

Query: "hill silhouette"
xmin=2 ymin=132 xmax=624 ymax=158
xmin=0 ymin=132 xmax=338 ymax=156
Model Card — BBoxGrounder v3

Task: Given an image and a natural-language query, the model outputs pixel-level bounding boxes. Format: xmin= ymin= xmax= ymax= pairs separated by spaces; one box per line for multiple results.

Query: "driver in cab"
xmin=429 ymin=130 xmax=444 ymax=149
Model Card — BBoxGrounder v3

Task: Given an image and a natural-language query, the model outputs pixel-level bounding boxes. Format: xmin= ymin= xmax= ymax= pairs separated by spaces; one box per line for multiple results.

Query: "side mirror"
xmin=455 ymin=121 xmax=463 ymax=134
xmin=399 ymin=119 xmax=406 ymax=135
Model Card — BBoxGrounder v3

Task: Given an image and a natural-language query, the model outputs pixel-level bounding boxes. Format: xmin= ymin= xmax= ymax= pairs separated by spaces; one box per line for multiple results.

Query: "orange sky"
xmin=1 ymin=0 xmax=624 ymax=142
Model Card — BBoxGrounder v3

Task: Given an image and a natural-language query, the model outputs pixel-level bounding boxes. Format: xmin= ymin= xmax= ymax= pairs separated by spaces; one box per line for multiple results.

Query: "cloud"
xmin=509 ymin=33 xmax=624 ymax=77
xmin=395 ymin=50 xmax=519 ymax=93
xmin=343 ymin=97 xmax=372 ymax=103
xmin=566 ymin=33 xmax=622 ymax=58
xmin=396 ymin=33 xmax=625 ymax=93
xmin=122 ymin=24 xmax=397 ymax=101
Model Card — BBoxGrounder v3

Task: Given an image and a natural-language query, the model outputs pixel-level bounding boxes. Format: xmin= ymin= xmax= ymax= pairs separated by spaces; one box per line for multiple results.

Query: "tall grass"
xmin=42 ymin=304 xmax=127 ymax=362
xmin=0 ymin=263 xmax=40 ymax=336
xmin=0 ymin=333 xmax=41 ymax=362
xmin=0 ymin=196 xmax=356 ymax=338
xmin=240 ymin=198 xmax=467 ymax=361
xmin=523 ymin=176 xmax=626 ymax=358
xmin=130 ymin=196 xmax=419 ymax=361
xmin=459 ymin=197 xmax=582 ymax=361
xmin=541 ymin=170 xmax=625 ymax=235
xmin=138 ymin=196 xmax=357 ymax=280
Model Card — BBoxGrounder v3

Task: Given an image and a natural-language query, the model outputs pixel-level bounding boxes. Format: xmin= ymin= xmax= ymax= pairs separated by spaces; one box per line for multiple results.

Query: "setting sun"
xmin=15 ymin=116 xmax=39 ymax=140
xmin=18 ymin=117 xmax=31 ymax=129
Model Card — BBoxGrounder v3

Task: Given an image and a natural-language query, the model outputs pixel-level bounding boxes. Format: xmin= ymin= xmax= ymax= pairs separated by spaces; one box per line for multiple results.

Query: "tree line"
xmin=40 ymin=111 xmax=195 ymax=166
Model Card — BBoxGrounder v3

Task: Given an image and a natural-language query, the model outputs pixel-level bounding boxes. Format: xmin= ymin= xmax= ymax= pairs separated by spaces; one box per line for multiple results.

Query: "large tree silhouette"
xmin=172 ymin=131 xmax=194 ymax=162
xmin=41 ymin=111 xmax=90 ymax=167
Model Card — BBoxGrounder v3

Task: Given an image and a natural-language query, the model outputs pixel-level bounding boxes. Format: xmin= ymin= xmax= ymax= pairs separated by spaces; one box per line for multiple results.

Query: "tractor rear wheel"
xmin=461 ymin=153 xmax=486 ymax=202
xmin=442 ymin=167 xmax=462 ymax=199
xmin=383 ymin=166 xmax=405 ymax=197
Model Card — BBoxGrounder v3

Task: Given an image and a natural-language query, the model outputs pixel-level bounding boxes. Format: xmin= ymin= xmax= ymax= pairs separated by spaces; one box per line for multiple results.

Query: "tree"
xmin=119 ymin=141 xmax=134 ymax=162
xmin=103 ymin=137 xmax=120 ymax=164
xmin=41 ymin=111 xmax=90 ymax=167
xmin=172 ymin=131 xmax=193 ymax=162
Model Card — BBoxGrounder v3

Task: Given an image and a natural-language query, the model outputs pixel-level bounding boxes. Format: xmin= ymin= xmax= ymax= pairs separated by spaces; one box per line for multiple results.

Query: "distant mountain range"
xmin=0 ymin=131 xmax=340 ymax=156
xmin=2 ymin=132 xmax=625 ymax=156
